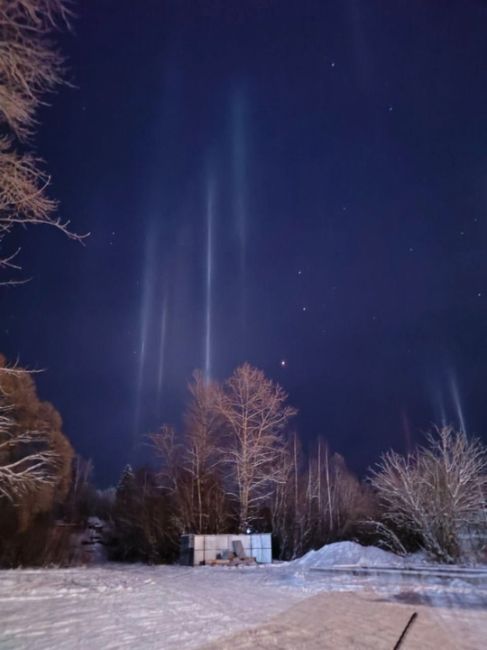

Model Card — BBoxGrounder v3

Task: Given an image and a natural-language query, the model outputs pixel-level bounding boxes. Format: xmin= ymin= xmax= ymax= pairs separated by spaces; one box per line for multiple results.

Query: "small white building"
xmin=180 ymin=533 xmax=272 ymax=565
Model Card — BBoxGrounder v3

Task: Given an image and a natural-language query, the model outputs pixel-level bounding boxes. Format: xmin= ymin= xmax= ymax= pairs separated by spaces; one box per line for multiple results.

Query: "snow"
xmin=0 ymin=564 xmax=305 ymax=649
xmin=292 ymin=540 xmax=407 ymax=568
xmin=1 ymin=543 xmax=486 ymax=649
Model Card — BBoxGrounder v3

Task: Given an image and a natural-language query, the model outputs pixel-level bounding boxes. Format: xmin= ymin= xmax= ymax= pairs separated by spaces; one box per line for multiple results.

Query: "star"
xmin=280 ymin=359 xmax=287 ymax=368
xmin=302 ymin=306 xmax=307 ymax=312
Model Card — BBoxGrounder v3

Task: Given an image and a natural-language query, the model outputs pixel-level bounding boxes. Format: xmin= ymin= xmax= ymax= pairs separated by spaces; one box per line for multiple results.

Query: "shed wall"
xmin=180 ymin=533 xmax=272 ymax=565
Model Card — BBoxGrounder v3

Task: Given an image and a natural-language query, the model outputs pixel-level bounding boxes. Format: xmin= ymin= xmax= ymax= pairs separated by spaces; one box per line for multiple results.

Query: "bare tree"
xmin=0 ymin=0 xmax=84 ymax=282
xmin=183 ymin=371 xmax=225 ymax=533
xmin=270 ymin=432 xmax=373 ymax=559
xmin=216 ymin=363 xmax=297 ymax=532
xmin=148 ymin=423 xmax=196 ymax=533
xmin=148 ymin=424 xmax=181 ymax=497
xmin=370 ymin=426 xmax=487 ymax=562
xmin=270 ymin=436 xmax=293 ymax=557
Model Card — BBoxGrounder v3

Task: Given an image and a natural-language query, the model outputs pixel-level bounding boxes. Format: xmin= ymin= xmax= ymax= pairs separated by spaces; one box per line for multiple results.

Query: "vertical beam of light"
xmin=133 ymin=232 xmax=155 ymax=445
xmin=204 ymin=180 xmax=214 ymax=380
xmin=156 ymin=294 xmax=168 ymax=411
xmin=435 ymin=386 xmax=448 ymax=428
xmin=449 ymin=370 xmax=466 ymax=433
xmin=232 ymin=90 xmax=247 ymax=331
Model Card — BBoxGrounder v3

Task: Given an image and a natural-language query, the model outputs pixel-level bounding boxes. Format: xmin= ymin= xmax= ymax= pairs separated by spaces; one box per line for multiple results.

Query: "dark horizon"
xmin=1 ymin=0 xmax=487 ymax=487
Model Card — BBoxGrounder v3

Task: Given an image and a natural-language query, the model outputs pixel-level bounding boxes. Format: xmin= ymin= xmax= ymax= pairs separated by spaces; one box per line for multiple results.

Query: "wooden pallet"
xmin=206 ymin=557 xmax=257 ymax=567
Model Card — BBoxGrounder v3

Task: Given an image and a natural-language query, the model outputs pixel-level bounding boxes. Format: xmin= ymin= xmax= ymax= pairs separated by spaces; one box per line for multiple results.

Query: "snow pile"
xmin=293 ymin=541 xmax=406 ymax=569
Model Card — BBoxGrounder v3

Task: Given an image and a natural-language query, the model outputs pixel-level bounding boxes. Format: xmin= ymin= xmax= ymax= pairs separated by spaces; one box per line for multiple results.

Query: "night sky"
xmin=2 ymin=0 xmax=487 ymax=486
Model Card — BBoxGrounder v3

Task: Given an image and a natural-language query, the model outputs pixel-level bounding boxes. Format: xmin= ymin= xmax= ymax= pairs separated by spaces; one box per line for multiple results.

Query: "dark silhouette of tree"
xmin=112 ymin=465 xmax=176 ymax=563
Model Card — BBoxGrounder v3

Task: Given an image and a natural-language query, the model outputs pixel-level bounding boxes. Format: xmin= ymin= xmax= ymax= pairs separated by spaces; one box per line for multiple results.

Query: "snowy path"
xmin=0 ymin=563 xmax=486 ymax=649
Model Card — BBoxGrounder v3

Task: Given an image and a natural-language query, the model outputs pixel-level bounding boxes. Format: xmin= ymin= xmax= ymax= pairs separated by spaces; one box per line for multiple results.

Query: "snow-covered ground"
xmin=1 ymin=543 xmax=486 ymax=649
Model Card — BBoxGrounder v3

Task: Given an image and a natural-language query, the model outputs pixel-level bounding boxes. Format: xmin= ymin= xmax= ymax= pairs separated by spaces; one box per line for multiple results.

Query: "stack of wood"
xmin=206 ymin=540 xmax=258 ymax=566
xmin=207 ymin=556 xmax=257 ymax=566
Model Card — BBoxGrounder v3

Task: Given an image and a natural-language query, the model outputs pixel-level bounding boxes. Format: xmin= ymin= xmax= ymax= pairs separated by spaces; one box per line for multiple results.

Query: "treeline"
xmin=1 ymin=359 xmax=486 ymax=566
xmin=109 ymin=365 xmax=376 ymax=563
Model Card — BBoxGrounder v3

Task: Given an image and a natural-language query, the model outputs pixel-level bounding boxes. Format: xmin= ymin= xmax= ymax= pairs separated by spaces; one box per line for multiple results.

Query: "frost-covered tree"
xmin=0 ymin=358 xmax=74 ymax=566
xmin=0 ymin=358 xmax=72 ymax=523
xmin=370 ymin=426 xmax=487 ymax=562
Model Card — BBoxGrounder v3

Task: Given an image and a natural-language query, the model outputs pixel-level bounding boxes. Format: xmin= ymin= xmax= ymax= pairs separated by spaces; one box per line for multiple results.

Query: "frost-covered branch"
xmin=0 ymin=403 xmax=57 ymax=502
